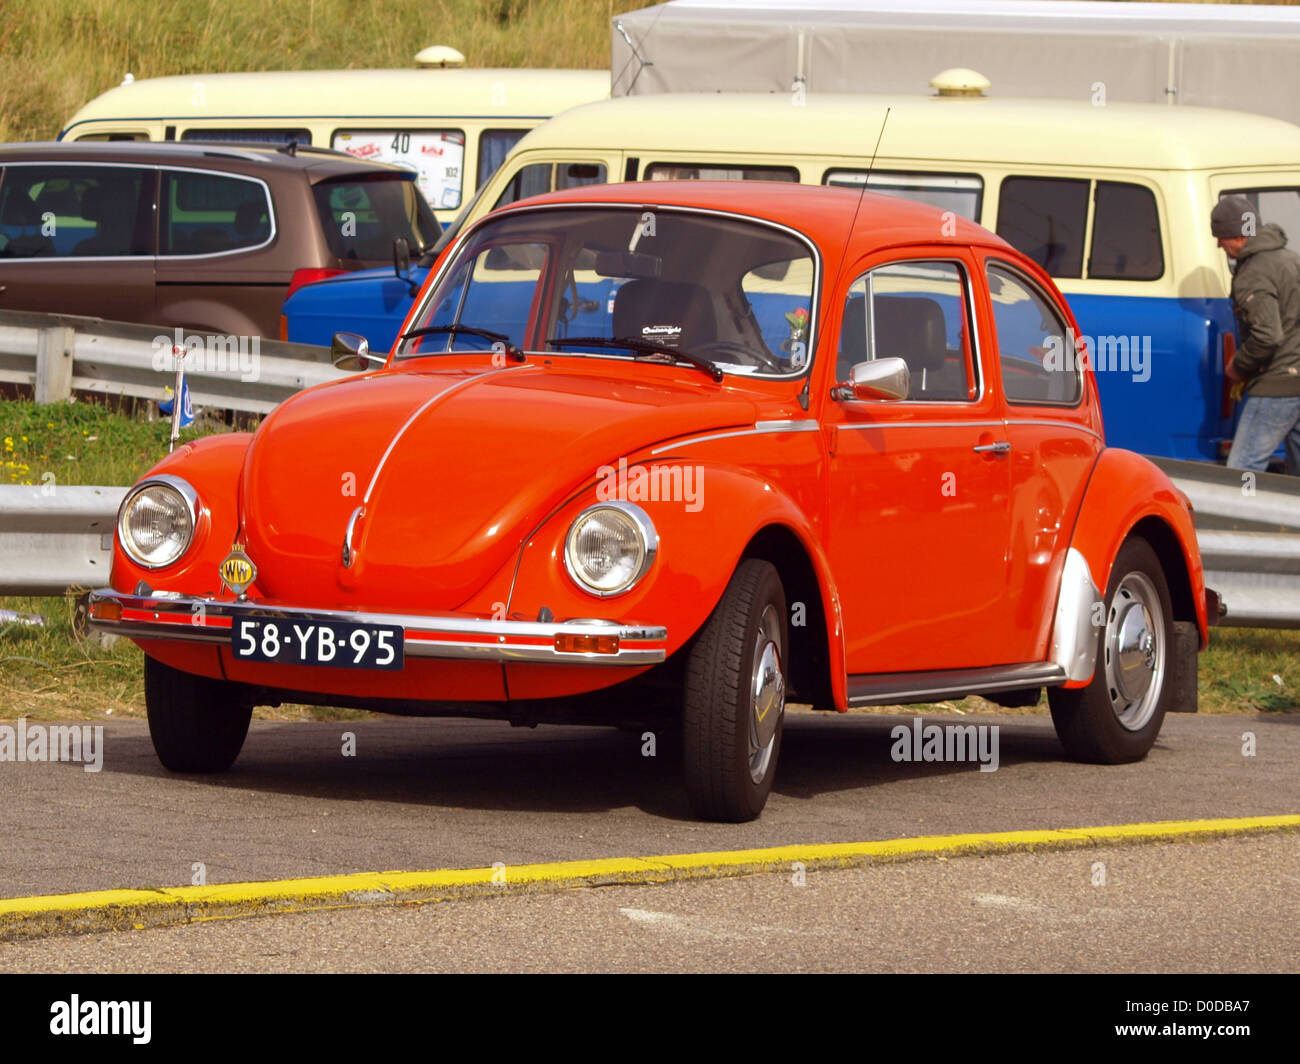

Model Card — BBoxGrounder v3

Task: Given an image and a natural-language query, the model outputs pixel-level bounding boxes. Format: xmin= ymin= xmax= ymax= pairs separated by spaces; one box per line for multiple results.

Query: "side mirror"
xmin=393 ymin=236 xmax=411 ymax=275
xmin=836 ymin=357 xmax=910 ymax=402
xmin=331 ymin=331 xmax=385 ymax=371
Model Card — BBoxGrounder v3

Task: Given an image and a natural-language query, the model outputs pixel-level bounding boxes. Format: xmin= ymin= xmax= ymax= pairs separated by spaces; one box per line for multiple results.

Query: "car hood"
xmin=238 ymin=362 xmax=756 ymax=610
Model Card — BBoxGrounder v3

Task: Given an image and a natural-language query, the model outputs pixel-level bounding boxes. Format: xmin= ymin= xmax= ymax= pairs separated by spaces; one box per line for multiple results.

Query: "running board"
xmin=847 ymin=662 xmax=1068 ymax=707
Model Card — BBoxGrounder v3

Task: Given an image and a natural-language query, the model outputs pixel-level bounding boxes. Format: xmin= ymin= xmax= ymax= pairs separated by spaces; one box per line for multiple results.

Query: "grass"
xmin=0 ymin=0 xmax=654 ymax=143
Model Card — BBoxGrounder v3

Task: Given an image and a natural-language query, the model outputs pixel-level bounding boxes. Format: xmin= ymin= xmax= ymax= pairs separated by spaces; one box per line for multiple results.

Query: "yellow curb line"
xmin=2 ymin=814 xmax=1296 ymax=943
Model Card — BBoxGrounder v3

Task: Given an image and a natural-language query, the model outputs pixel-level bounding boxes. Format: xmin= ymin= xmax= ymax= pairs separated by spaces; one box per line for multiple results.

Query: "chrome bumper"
xmin=86 ymin=590 xmax=668 ymax=666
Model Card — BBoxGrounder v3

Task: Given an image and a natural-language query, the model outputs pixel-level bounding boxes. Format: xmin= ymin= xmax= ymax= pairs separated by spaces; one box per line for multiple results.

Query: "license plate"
xmin=232 ymin=618 xmax=403 ymax=670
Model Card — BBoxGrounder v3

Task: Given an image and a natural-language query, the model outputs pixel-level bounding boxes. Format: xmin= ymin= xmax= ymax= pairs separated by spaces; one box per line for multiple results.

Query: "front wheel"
xmin=145 ymin=656 xmax=253 ymax=772
xmin=682 ymin=559 xmax=787 ymax=821
xmin=1048 ymin=537 xmax=1173 ymax=763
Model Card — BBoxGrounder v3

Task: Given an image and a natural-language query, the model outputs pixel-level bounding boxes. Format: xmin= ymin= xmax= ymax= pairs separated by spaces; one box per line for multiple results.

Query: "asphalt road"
xmin=2 ymin=833 xmax=1295 ymax=973
xmin=1 ymin=709 xmax=1295 ymax=900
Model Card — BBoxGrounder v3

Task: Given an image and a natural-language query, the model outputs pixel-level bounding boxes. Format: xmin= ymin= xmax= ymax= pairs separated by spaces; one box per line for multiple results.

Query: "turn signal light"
xmin=89 ymin=599 xmax=122 ymax=622
xmin=554 ymin=633 xmax=620 ymax=654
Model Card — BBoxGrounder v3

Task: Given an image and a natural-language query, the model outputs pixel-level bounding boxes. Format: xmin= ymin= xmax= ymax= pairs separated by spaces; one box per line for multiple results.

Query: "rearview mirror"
xmin=836 ymin=357 xmax=910 ymax=402
xmin=594 ymin=250 xmax=662 ymax=279
xmin=331 ymin=332 xmax=385 ymax=371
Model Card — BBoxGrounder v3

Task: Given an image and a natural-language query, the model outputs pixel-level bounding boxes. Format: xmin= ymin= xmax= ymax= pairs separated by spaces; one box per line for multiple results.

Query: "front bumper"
xmin=86 ymin=590 xmax=668 ymax=666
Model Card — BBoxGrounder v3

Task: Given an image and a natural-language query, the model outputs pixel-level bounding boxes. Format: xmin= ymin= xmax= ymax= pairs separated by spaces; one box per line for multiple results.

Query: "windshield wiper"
xmin=399 ymin=324 xmax=525 ymax=361
xmin=547 ymin=335 xmax=723 ymax=382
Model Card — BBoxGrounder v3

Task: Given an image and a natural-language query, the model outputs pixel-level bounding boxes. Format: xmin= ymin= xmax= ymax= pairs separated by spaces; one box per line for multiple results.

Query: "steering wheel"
xmin=696 ymin=340 xmax=786 ymax=374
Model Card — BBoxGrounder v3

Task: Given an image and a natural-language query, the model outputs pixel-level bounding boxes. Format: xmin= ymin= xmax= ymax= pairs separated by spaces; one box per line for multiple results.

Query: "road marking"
xmin=1 ymin=813 xmax=1296 ymax=942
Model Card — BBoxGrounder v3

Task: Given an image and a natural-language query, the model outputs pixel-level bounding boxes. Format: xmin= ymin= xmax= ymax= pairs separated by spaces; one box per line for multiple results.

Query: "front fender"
xmin=502 ymin=458 xmax=846 ymax=705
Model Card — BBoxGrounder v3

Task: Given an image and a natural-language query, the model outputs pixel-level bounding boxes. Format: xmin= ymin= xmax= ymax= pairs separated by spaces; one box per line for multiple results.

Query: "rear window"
xmin=332 ymin=130 xmax=465 ymax=211
xmin=160 ymin=169 xmax=271 ymax=256
xmin=996 ymin=177 xmax=1089 ymax=279
xmin=645 ymin=163 xmax=798 ymax=183
xmin=313 ymin=177 xmax=440 ymax=262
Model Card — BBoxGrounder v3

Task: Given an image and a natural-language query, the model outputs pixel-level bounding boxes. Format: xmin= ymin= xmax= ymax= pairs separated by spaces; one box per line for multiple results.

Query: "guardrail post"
xmin=35 ymin=324 xmax=75 ymax=403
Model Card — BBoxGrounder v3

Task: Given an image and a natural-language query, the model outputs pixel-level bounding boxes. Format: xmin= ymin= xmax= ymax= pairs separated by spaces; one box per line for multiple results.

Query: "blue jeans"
xmin=1226 ymin=395 xmax=1300 ymax=474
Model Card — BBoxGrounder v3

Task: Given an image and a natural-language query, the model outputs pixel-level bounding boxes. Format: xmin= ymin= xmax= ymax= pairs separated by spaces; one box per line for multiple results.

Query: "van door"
xmin=0 ymin=164 xmax=156 ymax=325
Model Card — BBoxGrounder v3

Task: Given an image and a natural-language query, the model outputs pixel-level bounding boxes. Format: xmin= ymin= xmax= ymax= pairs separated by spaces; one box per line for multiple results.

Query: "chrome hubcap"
xmin=749 ymin=604 xmax=785 ymax=784
xmin=1104 ymin=572 xmax=1165 ymax=731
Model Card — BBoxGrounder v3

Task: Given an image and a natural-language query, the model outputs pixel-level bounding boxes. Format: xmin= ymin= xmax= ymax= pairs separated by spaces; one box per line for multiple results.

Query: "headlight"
xmin=564 ymin=502 xmax=658 ymax=597
xmin=118 ymin=475 xmax=198 ymax=569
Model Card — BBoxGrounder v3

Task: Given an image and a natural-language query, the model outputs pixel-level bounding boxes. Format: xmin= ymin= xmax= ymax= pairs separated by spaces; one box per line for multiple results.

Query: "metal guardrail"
xmin=0 ymin=308 xmax=341 ymax=415
xmin=1152 ymin=457 xmax=1300 ymax=628
xmin=0 ymin=484 xmax=125 ymax=595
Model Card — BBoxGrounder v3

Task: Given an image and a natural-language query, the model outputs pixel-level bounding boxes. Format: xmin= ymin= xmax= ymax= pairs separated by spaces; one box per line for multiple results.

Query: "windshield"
xmin=398 ymin=206 xmax=818 ymax=377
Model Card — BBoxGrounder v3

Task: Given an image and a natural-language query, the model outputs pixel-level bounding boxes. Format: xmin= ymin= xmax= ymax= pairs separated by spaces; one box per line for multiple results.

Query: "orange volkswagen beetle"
xmin=89 ymin=181 xmax=1213 ymax=821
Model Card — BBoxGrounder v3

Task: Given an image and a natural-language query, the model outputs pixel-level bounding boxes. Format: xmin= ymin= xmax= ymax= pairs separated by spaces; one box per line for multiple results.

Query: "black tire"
xmin=1049 ymin=537 xmax=1174 ymax=764
xmin=682 ymin=558 xmax=787 ymax=821
xmin=145 ymin=655 xmax=253 ymax=773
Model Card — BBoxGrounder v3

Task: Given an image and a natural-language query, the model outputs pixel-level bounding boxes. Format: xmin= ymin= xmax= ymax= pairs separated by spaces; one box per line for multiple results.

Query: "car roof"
xmin=511 ymin=91 xmax=1300 ymax=172
xmin=493 ymin=180 xmax=1016 ymax=259
xmin=62 ymin=69 xmax=610 ymax=128
xmin=0 ymin=140 xmax=416 ymax=181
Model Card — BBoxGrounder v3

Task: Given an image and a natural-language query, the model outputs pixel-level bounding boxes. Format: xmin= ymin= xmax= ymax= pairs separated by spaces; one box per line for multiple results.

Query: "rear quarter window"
xmin=159 ymin=170 xmax=272 ymax=256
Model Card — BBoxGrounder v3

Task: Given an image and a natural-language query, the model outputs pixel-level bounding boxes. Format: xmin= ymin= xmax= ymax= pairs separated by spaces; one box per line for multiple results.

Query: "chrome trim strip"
xmin=649 ymin=419 xmax=820 ymax=456
xmin=835 ymin=419 xmax=1004 ymax=432
xmin=1050 ymin=547 xmax=1104 ymax=683
xmin=846 ymin=661 xmax=1066 ymax=706
xmin=1005 ymin=419 xmax=1103 ymax=441
xmin=87 ymin=590 xmax=666 ymax=666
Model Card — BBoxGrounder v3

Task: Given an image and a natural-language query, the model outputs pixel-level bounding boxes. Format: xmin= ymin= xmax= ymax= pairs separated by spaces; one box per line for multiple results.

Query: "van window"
xmin=1089 ymin=181 xmax=1163 ymax=280
xmin=181 ymin=129 xmax=311 ymax=146
xmin=987 ymin=262 xmax=1081 ymax=406
xmin=492 ymin=162 xmax=608 ymax=210
xmin=74 ymin=132 xmax=149 ymax=142
xmin=996 ymin=177 xmax=1089 ymax=279
xmin=644 ymin=163 xmax=798 ymax=183
xmin=160 ymin=170 xmax=271 ymax=256
xmin=332 ymin=130 xmax=465 ymax=211
xmin=478 ymin=130 xmax=530 ymax=190
xmin=824 ymin=170 xmax=982 ymax=221
xmin=313 ymin=177 xmax=440 ymax=261
xmin=0 ymin=165 xmax=151 ymax=257
xmin=837 ymin=260 xmax=975 ymax=400
xmin=1222 ymin=187 xmax=1300 ymax=242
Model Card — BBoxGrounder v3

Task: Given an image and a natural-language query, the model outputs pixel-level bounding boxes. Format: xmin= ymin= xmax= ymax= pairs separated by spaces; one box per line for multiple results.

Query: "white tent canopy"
xmin=611 ymin=0 xmax=1300 ymax=123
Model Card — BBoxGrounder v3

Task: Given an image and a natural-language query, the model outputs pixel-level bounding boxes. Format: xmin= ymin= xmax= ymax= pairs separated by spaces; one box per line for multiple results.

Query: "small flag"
xmin=158 ymin=378 xmax=194 ymax=427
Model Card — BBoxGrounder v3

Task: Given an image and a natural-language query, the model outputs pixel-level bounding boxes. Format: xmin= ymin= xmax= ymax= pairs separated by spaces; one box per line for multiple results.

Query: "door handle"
xmin=973 ymin=440 xmax=1011 ymax=454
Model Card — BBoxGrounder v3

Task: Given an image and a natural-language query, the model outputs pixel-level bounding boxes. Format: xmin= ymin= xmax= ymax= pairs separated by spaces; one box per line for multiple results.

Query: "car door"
xmin=822 ymin=248 xmax=1016 ymax=676
xmin=979 ymin=254 xmax=1103 ymax=663
xmin=0 ymin=162 xmax=157 ymax=324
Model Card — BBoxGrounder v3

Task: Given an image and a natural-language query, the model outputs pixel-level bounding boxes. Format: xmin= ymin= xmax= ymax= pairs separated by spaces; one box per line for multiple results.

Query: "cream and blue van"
xmin=59 ymin=55 xmax=609 ymax=228
xmin=284 ymin=77 xmax=1300 ymax=461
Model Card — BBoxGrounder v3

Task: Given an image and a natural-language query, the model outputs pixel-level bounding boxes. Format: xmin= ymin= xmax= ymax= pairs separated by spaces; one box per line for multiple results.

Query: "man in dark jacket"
xmin=1211 ymin=194 xmax=1300 ymax=473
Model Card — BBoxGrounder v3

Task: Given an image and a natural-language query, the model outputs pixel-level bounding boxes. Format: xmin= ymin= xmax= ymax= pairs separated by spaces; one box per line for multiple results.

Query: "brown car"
xmin=0 ymin=141 xmax=439 ymax=337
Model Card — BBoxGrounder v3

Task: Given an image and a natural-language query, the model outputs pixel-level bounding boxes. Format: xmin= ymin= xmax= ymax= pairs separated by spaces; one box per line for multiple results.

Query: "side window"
xmin=836 ymin=260 xmax=976 ymax=401
xmin=1221 ymin=187 xmax=1300 ymax=246
xmin=824 ymin=170 xmax=982 ymax=221
xmin=996 ymin=177 xmax=1088 ymax=278
xmin=477 ymin=129 xmax=529 ymax=190
xmin=644 ymin=163 xmax=798 ymax=183
xmin=987 ymin=262 xmax=1081 ymax=406
xmin=1089 ymin=181 xmax=1163 ymax=280
xmin=492 ymin=162 xmax=607 ymax=210
xmin=0 ymin=165 xmax=151 ymax=258
xmin=181 ymin=128 xmax=312 ymax=146
xmin=332 ymin=130 xmax=465 ymax=211
xmin=160 ymin=170 xmax=271 ymax=256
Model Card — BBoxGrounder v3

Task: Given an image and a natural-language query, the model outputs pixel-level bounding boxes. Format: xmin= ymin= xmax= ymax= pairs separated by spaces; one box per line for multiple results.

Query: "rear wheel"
xmin=1049 ymin=538 xmax=1173 ymax=763
xmin=682 ymin=559 xmax=787 ymax=821
xmin=145 ymin=656 xmax=253 ymax=772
